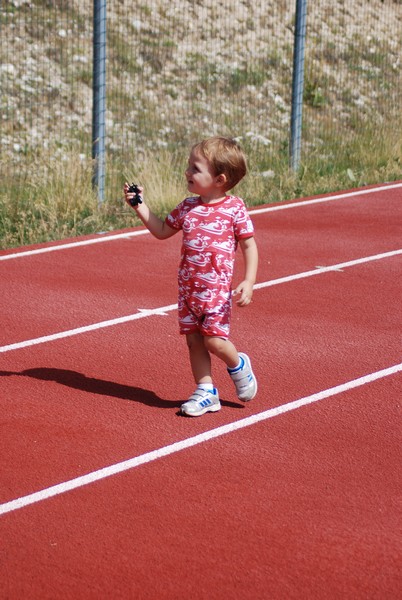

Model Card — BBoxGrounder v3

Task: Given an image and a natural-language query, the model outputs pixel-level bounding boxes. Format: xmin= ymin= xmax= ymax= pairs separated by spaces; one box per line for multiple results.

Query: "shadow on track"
xmin=0 ymin=368 xmax=242 ymax=410
xmin=0 ymin=367 xmax=180 ymax=409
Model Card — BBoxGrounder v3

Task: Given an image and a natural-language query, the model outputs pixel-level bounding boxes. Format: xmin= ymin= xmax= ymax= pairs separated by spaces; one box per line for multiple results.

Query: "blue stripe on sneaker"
xmin=228 ymin=356 xmax=245 ymax=374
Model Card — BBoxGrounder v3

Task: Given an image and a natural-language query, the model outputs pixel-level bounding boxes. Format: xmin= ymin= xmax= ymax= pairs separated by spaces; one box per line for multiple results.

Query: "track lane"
xmin=1 ymin=255 xmax=400 ymax=504
xmin=1 ymin=183 xmax=401 ymax=345
xmin=1 ymin=375 xmax=400 ymax=599
xmin=2 ymin=247 xmax=400 ymax=354
xmin=1 ymin=183 xmax=401 ymax=599
xmin=1 ymin=362 xmax=400 ymax=516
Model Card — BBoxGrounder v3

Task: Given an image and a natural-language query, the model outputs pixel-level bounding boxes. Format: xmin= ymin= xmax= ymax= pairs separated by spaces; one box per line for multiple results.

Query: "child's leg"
xmin=205 ymin=336 xmax=257 ymax=402
xmin=181 ymin=332 xmax=221 ymax=417
xmin=186 ymin=332 xmax=213 ymax=384
xmin=203 ymin=336 xmax=239 ymax=370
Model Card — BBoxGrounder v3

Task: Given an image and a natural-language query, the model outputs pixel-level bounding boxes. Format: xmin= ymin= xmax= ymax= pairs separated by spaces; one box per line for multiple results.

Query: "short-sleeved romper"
xmin=165 ymin=195 xmax=254 ymax=338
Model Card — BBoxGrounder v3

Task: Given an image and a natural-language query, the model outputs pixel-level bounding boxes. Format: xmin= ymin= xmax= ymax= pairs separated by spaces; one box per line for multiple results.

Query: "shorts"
xmin=178 ymin=294 xmax=232 ymax=338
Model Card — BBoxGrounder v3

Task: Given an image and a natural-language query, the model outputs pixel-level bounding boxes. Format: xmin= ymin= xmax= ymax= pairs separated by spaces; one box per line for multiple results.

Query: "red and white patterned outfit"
xmin=165 ymin=195 xmax=254 ymax=338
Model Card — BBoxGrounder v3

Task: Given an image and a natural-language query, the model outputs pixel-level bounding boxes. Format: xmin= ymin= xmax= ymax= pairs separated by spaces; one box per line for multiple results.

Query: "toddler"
xmin=124 ymin=136 xmax=258 ymax=417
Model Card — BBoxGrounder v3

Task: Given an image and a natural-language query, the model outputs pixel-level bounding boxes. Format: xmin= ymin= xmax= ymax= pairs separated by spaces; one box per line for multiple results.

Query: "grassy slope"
xmin=0 ymin=0 xmax=401 ymax=248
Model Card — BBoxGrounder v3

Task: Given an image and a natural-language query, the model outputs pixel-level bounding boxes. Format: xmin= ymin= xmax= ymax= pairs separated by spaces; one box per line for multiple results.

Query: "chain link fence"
xmin=1 ymin=0 xmax=401 ymax=240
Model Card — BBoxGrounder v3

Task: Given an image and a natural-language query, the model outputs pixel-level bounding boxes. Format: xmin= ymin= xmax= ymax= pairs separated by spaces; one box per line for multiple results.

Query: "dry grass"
xmin=2 ymin=115 xmax=400 ymax=250
xmin=1 ymin=1 xmax=401 ymax=248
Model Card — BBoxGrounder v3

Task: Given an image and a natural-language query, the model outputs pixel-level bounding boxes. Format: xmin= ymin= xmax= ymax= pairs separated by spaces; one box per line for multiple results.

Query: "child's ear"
xmin=216 ymin=173 xmax=228 ymax=188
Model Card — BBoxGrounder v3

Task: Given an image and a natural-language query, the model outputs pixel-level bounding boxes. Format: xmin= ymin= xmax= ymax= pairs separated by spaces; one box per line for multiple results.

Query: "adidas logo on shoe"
xmin=181 ymin=387 xmax=221 ymax=417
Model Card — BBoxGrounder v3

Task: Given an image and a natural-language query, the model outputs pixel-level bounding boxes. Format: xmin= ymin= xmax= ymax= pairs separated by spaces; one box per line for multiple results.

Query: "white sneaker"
xmin=228 ymin=353 xmax=257 ymax=401
xmin=181 ymin=387 xmax=221 ymax=417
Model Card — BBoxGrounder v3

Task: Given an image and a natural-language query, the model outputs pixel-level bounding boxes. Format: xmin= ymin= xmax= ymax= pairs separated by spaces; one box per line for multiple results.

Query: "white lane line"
xmin=1 ymin=182 xmax=401 ymax=262
xmin=254 ymin=248 xmax=402 ymax=290
xmin=1 ymin=249 xmax=401 ymax=354
xmin=1 ymin=362 xmax=400 ymax=517
xmin=249 ymin=182 xmax=402 ymax=215
xmin=0 ymin=229 xmax=149 ymax=262
xmin=0 ymin=304 xmax=178 ymax=353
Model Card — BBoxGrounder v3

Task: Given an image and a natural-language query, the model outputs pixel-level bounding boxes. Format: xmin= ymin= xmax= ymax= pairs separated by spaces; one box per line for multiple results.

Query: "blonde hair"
xmin=191 ymin=136 xmax=247 ymax=191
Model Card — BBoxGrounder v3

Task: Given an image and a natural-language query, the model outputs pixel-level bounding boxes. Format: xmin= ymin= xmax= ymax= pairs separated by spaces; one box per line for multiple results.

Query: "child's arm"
xmin=233 ymin=236 xmax=258 ymax=307
xmin=124 ymin=183 xmax=177 ymax=240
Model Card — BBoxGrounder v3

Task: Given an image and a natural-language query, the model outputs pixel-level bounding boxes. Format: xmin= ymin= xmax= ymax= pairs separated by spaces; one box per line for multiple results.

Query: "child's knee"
xmin=186 ymin=332 xmax=204 ymax=350
xmin=204 ymin=335 xmax=227 ymax=355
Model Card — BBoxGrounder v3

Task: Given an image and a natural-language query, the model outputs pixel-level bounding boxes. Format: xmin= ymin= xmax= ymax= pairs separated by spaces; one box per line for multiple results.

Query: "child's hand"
xmin=124 ymin=182 xmax=143 ymax=208
xmin=233 ymin=280 xmax=254 ymax=307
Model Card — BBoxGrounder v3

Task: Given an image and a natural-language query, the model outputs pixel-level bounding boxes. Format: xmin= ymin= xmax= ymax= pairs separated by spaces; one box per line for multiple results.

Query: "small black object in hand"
xmin=128 ymin=183 xmax=143 ymax=206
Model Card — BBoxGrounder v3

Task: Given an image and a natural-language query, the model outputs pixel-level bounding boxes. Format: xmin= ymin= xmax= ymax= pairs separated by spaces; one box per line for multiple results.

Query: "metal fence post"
xmin=92 ymin=0 xmax=107 ymax=203
xmin=290 ymin=0 xmax=308 ymax=172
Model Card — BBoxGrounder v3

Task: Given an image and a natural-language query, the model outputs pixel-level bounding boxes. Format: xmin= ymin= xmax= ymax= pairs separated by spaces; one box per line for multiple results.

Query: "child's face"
xmin=185 ymin=150 xmax=222 ymax=198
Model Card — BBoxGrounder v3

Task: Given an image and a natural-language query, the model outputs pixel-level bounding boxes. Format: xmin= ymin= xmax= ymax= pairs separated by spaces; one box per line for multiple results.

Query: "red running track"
xmin=1 ymin=183 xmax=401 ymax=599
